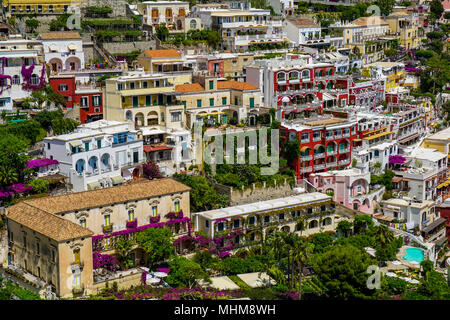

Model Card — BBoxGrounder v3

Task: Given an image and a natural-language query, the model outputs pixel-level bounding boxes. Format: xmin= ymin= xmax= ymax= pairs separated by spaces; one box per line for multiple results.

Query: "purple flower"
xmin=26 ymin=158 xmax=59 ymax=169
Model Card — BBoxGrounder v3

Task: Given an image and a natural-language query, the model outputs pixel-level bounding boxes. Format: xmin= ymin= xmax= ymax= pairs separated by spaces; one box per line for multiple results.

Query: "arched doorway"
xmin=132 ymin=168 xmax=140 ymax=179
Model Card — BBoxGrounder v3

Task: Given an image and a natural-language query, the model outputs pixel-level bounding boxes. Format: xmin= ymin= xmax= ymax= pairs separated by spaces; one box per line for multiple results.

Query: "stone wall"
xmin=82 ymin=0 xmax=128 ymax=17
xmin=90 ymin=271 xmax=141 ymax=295
xmin=229 ymin=179 xmax=294 ymax=206
xmin=103 ymin=41 xmax=157 ymax=55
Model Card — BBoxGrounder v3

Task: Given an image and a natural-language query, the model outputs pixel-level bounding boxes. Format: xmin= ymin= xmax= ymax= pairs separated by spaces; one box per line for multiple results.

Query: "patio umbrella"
xmin=153 ymin=272 xmax=167 ymax=278
xmin=146 ymin=276 xmax=161 ymax=284
xmin=409 ymin=279 xmax=420 ymax=284
xmin=385 ymin=272 xmax=398 ymax=278
xmin=140 ymin=267 xmax=150 ymax=272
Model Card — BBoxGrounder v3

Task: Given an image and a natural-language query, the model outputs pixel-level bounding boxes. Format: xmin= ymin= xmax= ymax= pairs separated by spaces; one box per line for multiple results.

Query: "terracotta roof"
xmin=304 ymin=119 xmax=344 ymax=126
xmin=143 ymin=145 xmax=174 ymax=152
xmin=352 ymin=16 xmax=388 ymax=27
xmin=287 ymin=17 xmax=319 ymax=28
xmin=143 ymin=49 xmax=181 ymax=58
xmin=175 ymin=83 xmax=205 ymax=92
xmin=24 ymin=178 xmax=190 ymax=214
xmin=40 ymin=31 xmax=81 ymax=40
xmin=217 ymin=81 xmax=258 ymax=91
xmin=6 ymin=202 xmax=93 ymax=242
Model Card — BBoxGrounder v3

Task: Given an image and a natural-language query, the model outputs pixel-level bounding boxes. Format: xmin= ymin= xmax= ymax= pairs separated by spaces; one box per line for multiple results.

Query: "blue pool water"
xmin=402 ymin=248 xmax=425 ymax=263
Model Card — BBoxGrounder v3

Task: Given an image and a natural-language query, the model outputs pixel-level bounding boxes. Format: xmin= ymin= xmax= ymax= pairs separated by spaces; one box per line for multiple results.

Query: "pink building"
xmin=308 ymin=168 xmax=385 ymax=215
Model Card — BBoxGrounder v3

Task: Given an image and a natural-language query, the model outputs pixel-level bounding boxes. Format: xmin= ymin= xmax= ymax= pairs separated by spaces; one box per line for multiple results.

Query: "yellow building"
xmin=385 ymin=11 xmax=421 ymax=50
xmin=4 ymin=0 xmax=79 ymax=14
xmin=136 ymin=49 xmax=191 ymax=85
xmin=364 ymin=62 xmax=406 ymax=92
xmin=421 ymin=127 xmax=450 ymax=159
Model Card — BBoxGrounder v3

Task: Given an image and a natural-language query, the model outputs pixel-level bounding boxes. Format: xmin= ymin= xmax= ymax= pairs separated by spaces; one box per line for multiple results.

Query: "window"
xmin=12 ymin=75 xmax=20 ymax=85
xmin=73 ymin=249 xmax=80 ymax=264
xmin=249 ymin=97 xmax=255 ymax=108
xmin=321 ymin=205 xmax=326 ymax=212
xmin=233 ymin=219 xmax=240 ymax=228
xmin=80 ymin=219 xmax=86 ymax=228
xmin=118 ymin=83 xmax=123 ymax=90
xmin=36 ymin=242 xmax=40 ymax=255
xmin=171 ymin=112 xmax=181 ymax=122
xmin=104 ymin=215 xmax=110 ymax=226
xmin=217 ymin=222 xmax=224 ymax=231
xmin=97 ymin=139 xmax=101 ymax=148
xmin=174 ymin=200 xmax=180 ymax=212
xmin=130 ymin=82 xmax=135 ymax=89
xmin=264 ymin=216 xmax=270 ymax=223
xmin=23 ymin=236 xmax=27 ymax=249
xmin=92 ymin=96 xmax=101 ymax=106
xmin=232 ymin=60 xmax=237 ymax=66
xmin=279 ymin=213 xmax=284 ymax=220
xmin=222 ymin=97 xmax=227 ymax=105
xmin=142 ymin=81 xmax=148 ymax=88
xmin=234 ymin=97 xmax=238 ymax=105
xmin=152 ymin=206 xmax=158 ymax=217
xmin=128 ymin=208 xmax=135 ymax=222
xmin=209 ymin=80 xmax=214 ymax=90
xmin=197 ymin=99 xmax=202 ymax=108
xmin=248 ymin=216 xmax=255 ymax=225
xmin=51 ymin=250 xmax=55 ymax=262
xmin=209 ymin=98 xmax=214 ymax=106
xmin=80 ymin=97 xmax=88 ymax=107
xmin=47 ymin=143 xmax=51 ymax=150
xmin=58 ymin=84 xmax=68 ymax=91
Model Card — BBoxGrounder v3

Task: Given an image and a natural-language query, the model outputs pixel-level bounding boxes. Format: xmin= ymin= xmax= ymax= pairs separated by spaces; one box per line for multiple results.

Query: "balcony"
xmin=301 ymin=155 xmax=312 ymax=161
xmin=343 ymin=132 xmax=350 ymax=138
xmin=72 ymin=286 xmax=84 ymax=295
xmin=327 ymin=150 xmax=337 ymax=156
xmin=326 ymin=135 xmax=334 ymax=141
xmin=126 ymin=219 xmax=137 ymax=229
xmin=71 ymin=261 xmax=84 ymax=270
xmin=314 ymin=153 xmax=325 ymax=159
xmin=326 ymin=162 xmax=337 ymax=168
xmin=339 ymin=148 xmax=350 ymax=153
xmin=301 ymin=138 xmax=310 ymax=143
xmin=301 ymin=166 xmax=313 ymax=173
xmin=313 ymin=136 xmax=321 ymax=142
xmin=314 ymin=164 xmax=326 ymax=170
xmin=102 ymin=224 xmax=113 ymax=234
xmin=334 ymin=134 xmax=342 ymax=139
xmin=339 ymin=159 xmax=350 ymax=166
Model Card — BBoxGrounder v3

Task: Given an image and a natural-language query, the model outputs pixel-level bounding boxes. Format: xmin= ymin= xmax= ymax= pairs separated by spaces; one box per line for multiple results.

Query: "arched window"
xmin=75 ymin=159 xmax=85 ymax=174
xmin=301 ymin=70 xmax=310 ymax=79
xmin=277 ymin=72 xmax=286 ymax=81
xmin=174 ymin=200 xmax=180 ymax=212
xmin=289 ymin=71 xmax=298 ymax=80
xmin=30 ymin=74 xmax=39 ymax=85
xmin=125 ymin=110 xmax=133 ymax=121
xmin=190 ymin=20 xmax=197 ymax=29
xmin=128 ymin=208 xmax=135 ymax=222
xmin=12 ymin=75 xmax=20 ymax=85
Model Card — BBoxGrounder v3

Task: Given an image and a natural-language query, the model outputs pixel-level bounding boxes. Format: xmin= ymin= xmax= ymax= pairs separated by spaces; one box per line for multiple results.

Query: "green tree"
xmin=291 ymin=236 xmax=313 ymax=298
xmin=417 ymin=270 xmax=449 ymax=298
xmin=135 ymin=227 xmax=174 ymax=267
xmin=282 ymin=137 xmax=300 ymax=165
xmin=354 ymin=215 xmax=374 ymax=234
xmin=375 ymin=0 xmax=395 ymax=15
xmin=0 ymin=134 xmax=28 ymax=187
xmin=420 ymin=259 xmax=434 ymax=275
xmin=310 ymin=232 xmax=334 ymax=254
xmin=29 ymin=178 xmax=50 ymax=194
xmin=313 ymin=245 xmax=376 ymax=299
xmin=166 ymin=256 xmax=210 ymax=288
xmin=430 ymin=0 xmax=444 ymax=21
xmin=337 ymin=220 xmax=353 ymax=237
xmin=156 ymin=23 xmax=170 ymax=42
xmin=114 ymin=239 xmax=135 ymax=269
xmin=25 ymin=19 xmax=40 ymax=33
xmin=382 ymin=276 xmax=408 ymax=295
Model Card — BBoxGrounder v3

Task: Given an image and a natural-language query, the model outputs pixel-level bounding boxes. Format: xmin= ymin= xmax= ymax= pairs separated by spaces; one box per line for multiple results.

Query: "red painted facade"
xmin=49 ymin=76 xmax=103 ymax=124
xmin=280 ymin=121 xmax=358 ymax=180
xmin=435 ymin=205 xmax=450 ymax=243
xmin=207 ymin=59 xmax=224 ymax=77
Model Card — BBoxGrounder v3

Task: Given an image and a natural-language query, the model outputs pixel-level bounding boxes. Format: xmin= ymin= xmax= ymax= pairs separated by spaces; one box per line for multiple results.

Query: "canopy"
xmin=87 ymin=181 xmax=101 ymax=190
xmin=111 ymin=176 xmax=124 ymax=185
xmin=49 ymin=45 xmax=58 ymax=52
xmin=68 ymin=45 xmax=77 ymax=51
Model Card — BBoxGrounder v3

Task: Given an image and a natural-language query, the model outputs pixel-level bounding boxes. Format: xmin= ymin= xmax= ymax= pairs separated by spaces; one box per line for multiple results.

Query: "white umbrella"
xmin=386 ymin=272 xmax=398 ymax=278
xmin=140 ymin=267 xmax=150 ymax=272
xmin=409 ymin=279 xmax=420 ymax=284
xmin=153 ymin=272 xmax=168 ymax=278
xmin=392 ymin=260 xmax=402 ymax=265
xmin=146 ymin=276 xmax=161 ymax=284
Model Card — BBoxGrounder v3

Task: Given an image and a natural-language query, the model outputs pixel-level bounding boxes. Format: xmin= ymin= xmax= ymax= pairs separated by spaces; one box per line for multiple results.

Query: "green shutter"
xmin=209 ymin=80 xmax=214 ymax=90
xmin=145 ymin=95 xmax=151 ymax=106
xmin=222 ymin=97 xmax=227 ymax=105
xmin=132 ymin=96 xmax=138 ymax=107
xmin=197 ymin=99 xmax=202 ymax=108
xmin=209 ymin=98 xmax=214 ymax=106
xmin=249 ymin=97 xmax=254 ymax=108
xmin=182 ymin=101 xmax=187 ymax=108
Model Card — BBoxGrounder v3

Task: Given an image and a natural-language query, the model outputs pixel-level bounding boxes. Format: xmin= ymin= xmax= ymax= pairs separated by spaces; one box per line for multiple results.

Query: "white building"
xmin=41 ymin=31 xmax=85 ymax=74
xmin=137 ymin=1 xmax=190 ymax=33
xmin=268 ymin=0 xmax=297 ymax=16
xmin=0 ymin=36 xmax=45 ymax=111
xmin=43 ymin=120 xmax=144 ymax=192
xmin=284 ymin=16 xmax=322 ymax=46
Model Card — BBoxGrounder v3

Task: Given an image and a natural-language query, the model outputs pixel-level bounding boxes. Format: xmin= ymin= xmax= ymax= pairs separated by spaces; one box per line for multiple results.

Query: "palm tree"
xmin=295 ymin=217 xmax=306 ymax=236
xmin=374 ymin=224 xmax=394 ymax=249
xmin=266 ymin=230 xmax=285 ymax=262
xmin=292 ymin=237 xmax=313 ymax=300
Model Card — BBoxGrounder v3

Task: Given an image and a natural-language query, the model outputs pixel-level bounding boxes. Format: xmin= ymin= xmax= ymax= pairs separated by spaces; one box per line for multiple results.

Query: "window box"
xmin=126 ymin=219 xmax=137 ymax=229
xmin=102 ymin=223 xmax=113 ymax=233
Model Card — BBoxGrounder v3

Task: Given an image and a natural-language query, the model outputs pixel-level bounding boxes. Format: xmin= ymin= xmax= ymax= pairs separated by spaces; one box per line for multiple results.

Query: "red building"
xmin=347 ymin=79 xmax=384 ymax=111
xmin=280 ymin=117 xmax=359 ymax=180
xmin=436 ymin=203 xmax=450 ymax=244
xmin=50 ymin=75 xmax=103 ymax=124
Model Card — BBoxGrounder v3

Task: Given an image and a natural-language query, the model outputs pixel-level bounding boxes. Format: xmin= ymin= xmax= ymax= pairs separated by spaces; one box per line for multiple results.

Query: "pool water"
xmin=402 ymin=248 xmax=425 ymax=263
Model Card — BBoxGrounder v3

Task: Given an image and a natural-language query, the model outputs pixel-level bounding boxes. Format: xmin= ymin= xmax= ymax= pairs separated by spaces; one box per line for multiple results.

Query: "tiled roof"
xmin=40 ymin=31 xmax=81 ymax=40
xmin=287 ymin=17 xmax=319 ymax=28
xmin=24 ymin=178 xmax=190 ymax=214
xmin=217 ymin=81 xmax=258 ymax=91
xmin=352 ymin=16 xmax=388 ymax=27
xmin=6 ymin=202 xmax=93 ymax=242
xmin=143 ymin=49 xmax=181 ymax=58
xmin=175 ymin=83 xmax=205 ymax=92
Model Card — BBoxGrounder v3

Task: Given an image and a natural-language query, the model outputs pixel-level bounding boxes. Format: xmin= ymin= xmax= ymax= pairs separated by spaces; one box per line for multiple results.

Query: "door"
xmin=132 ymin=96 xmax=138 ymax=107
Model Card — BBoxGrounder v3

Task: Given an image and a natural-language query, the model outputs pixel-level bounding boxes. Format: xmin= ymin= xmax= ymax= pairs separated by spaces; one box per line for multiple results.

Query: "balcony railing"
xmin=71 ymin=261 xmax=84 ymax=270
xmin=314 ymin=153 xmax=325 ymax=159
xmin=326 ymin=162 xmax=337 ymax=168
xmin=334 ymin=134 xmax=342 ymax=139
xmin=102 ymin=224 xmax=113 ymax=234
xmin=343 ymin=132 xmax=350 ymax=137
xmin=339 ymin=148 xmax=350 ymax=153
xmin=327 ymin=150 xmax=337 ymax=156
xmin=339 ymin=159 xmax=350 ymax=165
xmin=326 ymin=135 xmax=334 ymax=141
xmin=313 ymin=136 xmax=321 ymax=142
xmin=301 ymin=155 xmax=312 ymax=161
xmin=301 ymin=138 xmax=310 ymax=143
xmin=314 ymin=164 xmax=326 ymax=170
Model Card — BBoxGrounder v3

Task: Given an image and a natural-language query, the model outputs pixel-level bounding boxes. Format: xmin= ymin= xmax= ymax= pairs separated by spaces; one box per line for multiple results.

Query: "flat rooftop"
xmin=195 ymin=192 xmax=331 ymax=220
xmin=424 ymin=127 xmax=450 ymax=142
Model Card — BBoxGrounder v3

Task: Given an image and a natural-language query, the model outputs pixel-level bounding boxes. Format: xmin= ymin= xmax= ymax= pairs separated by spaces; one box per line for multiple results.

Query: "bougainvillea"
xmin=6 ymin=183 xmax=33 ymax=193
xmin=26 ymin=158 xmax=59 ymax=169
xmin=93 ymin=252 xmax=120 ymax=272
xmin=149 ymin=215 xmax=161 ymax=224
xmin=142 ymin=161 xmax=163 ymax=179
xmin=165 ymin=210 xmax=184 ymax=220
xmin=126 ymin=219 xmax=138 ymax=229
xmin=214 ymin=218 xmax=228 ymax=224
xmin=0 ymin=57 xmax=12 ymax=95
xmin=389 ymin=155 xmax=406 ymax=164
xmin=21 ymin=57 xmax=46 ymax=91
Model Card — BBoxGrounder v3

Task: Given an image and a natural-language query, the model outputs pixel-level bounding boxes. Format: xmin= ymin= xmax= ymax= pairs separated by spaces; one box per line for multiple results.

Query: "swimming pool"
xmin=402 ymin=248 xmax=425 ymax=263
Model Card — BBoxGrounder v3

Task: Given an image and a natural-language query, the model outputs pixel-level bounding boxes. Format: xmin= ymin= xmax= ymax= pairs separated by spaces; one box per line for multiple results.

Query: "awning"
xmin=206 ymin=112 xmax=225 ymax=116
xmin=392 ymin=177 xmax=403 ymax=183
xmin=68 ymin=45 xmax=77 ymax=51
xmin=363 ymin=131 xmax=392 ymax=141
xmin=374 ymin=214 xmax=395 ymax=222
xmin=87 ymin=181 xmax=101 ymax=190
xmin=435 ymin=236 xmax=448 ymax=246
xmin=398 ymin=133 xmax=419 ymax=144
xmin=422 ymin=217 xmax=446 ymax=234
xmin=49 ymin=45 xmax=58 ymax=52
xmin=322 ymin=92 xmax=335 ymax=101
xmin=69 ymin=140 xmax=82 ymax=147
xmin=300 ymin=146 xmax=310 ymax=152
xmin=144 ymin=145 xmax=173 ymax=152
xmin=111 ymin=176 xmax=124 ymax=185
